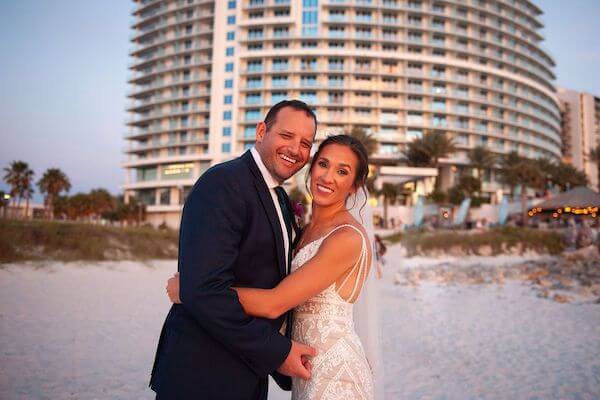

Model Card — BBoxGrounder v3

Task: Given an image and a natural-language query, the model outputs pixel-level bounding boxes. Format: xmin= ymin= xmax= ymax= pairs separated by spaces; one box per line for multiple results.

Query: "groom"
xmin=150 ymin=100 xmax=318 ymax=399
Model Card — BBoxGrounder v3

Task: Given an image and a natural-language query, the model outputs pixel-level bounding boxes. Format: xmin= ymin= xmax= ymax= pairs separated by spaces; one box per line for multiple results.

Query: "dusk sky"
xmin=1 ymin=0 xmax=599 ymax=202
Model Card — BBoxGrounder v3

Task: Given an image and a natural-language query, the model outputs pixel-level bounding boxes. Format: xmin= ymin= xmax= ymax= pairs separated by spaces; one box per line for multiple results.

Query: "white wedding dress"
xmin=290 ymin=224 xmax=374 ymax=400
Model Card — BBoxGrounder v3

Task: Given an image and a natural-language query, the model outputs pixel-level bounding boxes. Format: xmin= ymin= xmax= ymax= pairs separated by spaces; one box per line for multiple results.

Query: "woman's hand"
xmin=166 ymin=272 xmax=182 ymax=304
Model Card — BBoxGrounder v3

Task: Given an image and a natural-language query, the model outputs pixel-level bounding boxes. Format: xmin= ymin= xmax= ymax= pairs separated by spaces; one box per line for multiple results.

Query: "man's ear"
xmin=255 ymin=122 xmax=266 ymax=144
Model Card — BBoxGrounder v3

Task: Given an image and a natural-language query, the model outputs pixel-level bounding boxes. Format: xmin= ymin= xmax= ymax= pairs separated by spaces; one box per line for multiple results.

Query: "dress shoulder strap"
xmin=322 ymin=224 xmax=369 ymax=302
xmin=321 ymin=223 xmax=365 ymax=243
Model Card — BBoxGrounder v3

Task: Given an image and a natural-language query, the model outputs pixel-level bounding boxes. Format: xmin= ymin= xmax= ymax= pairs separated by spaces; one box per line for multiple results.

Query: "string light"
xmin=528 ymin=206 xmax=598 ymax=217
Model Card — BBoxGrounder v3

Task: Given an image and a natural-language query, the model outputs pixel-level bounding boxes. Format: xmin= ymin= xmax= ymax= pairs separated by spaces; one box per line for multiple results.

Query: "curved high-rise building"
xmin=124 ymin=0 xmax=561 ymax=227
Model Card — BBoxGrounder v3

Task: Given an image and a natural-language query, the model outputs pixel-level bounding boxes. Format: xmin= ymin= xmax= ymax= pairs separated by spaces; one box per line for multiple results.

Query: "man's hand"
xmin=166 ymin=272 xmax=181 ymax=304
xmin=277 ymin=340 xmax=317 ymax=380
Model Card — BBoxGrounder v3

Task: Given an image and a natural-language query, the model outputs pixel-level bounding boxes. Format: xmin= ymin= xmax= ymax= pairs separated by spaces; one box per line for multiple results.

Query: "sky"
xmin=0 ymin=0 xmax=599 ymax=203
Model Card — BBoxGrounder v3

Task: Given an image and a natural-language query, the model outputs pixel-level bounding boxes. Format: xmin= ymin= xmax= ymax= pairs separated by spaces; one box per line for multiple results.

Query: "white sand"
xmin=1 ymin=254 xmax=599 ymax=400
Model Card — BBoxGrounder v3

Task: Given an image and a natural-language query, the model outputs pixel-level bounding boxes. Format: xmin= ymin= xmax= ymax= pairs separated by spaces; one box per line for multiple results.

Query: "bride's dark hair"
xmin=305 ymin=134 xmax=370 ymax=212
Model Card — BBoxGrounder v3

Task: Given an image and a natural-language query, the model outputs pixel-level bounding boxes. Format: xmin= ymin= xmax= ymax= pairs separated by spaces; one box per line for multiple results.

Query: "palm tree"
xmin=457 ymin=175 xmax=482 ymax=198
xmin=588 ymin=144 xmax=600 ymax=189
xmin=66 ymin=193 xmax=93 ymax=221
xmin=534 ymin=157 xmax=557 ymax=192
xmin=22 ymin=185 xmax=34 ymax=219
xmin=403 ymin=140 xmax=432 ymax=167
xmin=404 ymin=132 xmax=456 ymax=190
xmin=497 ymin=152 xmax=543 ymax=225
xmin=497 ymin=151 xmax=523 ymax=198
xmin=466 ymin=146 xmax=496 ymax=198
xmin=379 ymin=183 xmax=400 ymax=229
xmin=348 ymin=127 xmax=378 ymax=157
xmin=467 ymin=146 xmax=496 ymax=180
xmin=447 ymin=175 xmax=482 ymax=205
xmin=3 ymin=161 xmax=34 ymax=218
xmin=53 ymin=195 xmax=70 ymax=220
xmin=551 ymin=162 xmax=587 ymax=191
xmin=37 ymin=168 xmax=71 ymax=220
xmin=119 ymin=196 xmax=146 ymax=226
xmin=89 ymin=188 xmax=116 ymax=222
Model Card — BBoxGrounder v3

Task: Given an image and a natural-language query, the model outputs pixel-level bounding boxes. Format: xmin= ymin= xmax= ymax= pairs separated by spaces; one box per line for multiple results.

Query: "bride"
xmin=168 ymin=134 xmax=380 ymax=400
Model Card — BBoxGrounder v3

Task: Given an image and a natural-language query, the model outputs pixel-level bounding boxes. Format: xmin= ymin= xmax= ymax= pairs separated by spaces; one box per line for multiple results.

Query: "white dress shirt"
xmin=250 ymin=147 xmax=291 ymax=265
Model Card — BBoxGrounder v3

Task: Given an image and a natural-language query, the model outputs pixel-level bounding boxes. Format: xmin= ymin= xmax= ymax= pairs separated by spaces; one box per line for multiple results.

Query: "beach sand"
xmin=1 ymin=251 xmax=599 ymax=399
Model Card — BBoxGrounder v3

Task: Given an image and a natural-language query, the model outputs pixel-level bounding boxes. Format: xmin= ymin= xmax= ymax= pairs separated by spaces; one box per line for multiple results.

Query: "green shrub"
xmin=0 ymin=219 xmax=178 ymax=263
xmin=384 ymin=227 xmax=564 ymax=256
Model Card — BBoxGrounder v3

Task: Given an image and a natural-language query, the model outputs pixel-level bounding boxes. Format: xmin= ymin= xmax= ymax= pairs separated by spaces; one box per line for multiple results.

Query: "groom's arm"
xmin=178 ymin=168 xmax=291 ymax=377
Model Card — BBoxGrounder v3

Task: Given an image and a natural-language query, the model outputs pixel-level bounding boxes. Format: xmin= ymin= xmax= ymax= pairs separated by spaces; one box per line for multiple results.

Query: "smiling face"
xmin=309 ymin=143 xmax=360 ymax=207
xmin=255 ymin=106 xmax=316 ymax=183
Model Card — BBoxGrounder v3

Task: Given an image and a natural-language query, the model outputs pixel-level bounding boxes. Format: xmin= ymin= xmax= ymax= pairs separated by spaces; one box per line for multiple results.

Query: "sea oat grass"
xmin=385 ymin=227 xmax=564 ymax=256
xmin=0 ymin=219 xmax=178 ymax=263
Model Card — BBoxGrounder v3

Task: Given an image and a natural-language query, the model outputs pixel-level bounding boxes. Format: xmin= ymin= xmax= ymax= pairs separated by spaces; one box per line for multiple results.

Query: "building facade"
xmin=557 ymin=88 xmax=600 ymax=191
xmin=124 ymin=0 xmax=561 ymax=227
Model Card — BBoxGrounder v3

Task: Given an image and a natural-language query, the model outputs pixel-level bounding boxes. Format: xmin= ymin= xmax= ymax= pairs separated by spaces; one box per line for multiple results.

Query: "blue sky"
xmin=1 ymin=0 xmax=599 ymax=202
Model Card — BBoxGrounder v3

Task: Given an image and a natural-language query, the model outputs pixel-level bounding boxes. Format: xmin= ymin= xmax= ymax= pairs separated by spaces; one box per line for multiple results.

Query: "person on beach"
xmin=166 ymin=135 xmax=382 ymax=400
xmin=150 ymin=100 xmax=318 ymax=399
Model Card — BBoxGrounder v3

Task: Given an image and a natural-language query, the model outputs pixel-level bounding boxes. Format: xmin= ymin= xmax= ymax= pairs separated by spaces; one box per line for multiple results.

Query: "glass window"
xmin=223 ymin=127 xmax=231 ymax=137
xmin=407 ymin=112 xmax=423 ymax=124
xmin=244 ymin=126 xmax=255 ymax=138
xmin=227 ymin=31 xmax=235 ymax=41
xmin=224 ymin=95 xmax=232 ymax=104
xmin=224 ymin=79 xmax=233 ymax=88
xmin=225 ymin=62 xmax=234 ymax=72
xmin=301 ymin=75 xmax=317 ymax=86
xmin=407 ymin=129 xmax=422 ymax=140
xmin=136 ymin=189 xmax=155 ymax=206
xmin=274 ymin=27 xmax=289 ymax=37
xmin=407 ymin=95 xmax=422 ymax=106
xmin=380 ymin=144 xmax=399 ymax=155
xmin=247 ymin=77 xmax=263 ymax=88
xmin=299 ymin=91 xmax=317 ymax=104
xmin=328 ymin=75 xmax=344 ymax=87
xmin=159 ymin=188 xmax=171 ymax=205
xmin=247 ymin=60 xmax=263 ymax=72
xmin=302 ymin=10 xmax=318 ymax=24
xmin=432 ymin=99 xmax=446 ymax=111
xmin=226 ymin=47 xmax=234 ymax=56
xmin=432 ymin=115 xmax=447 ymax=127
xmin=246 ymin=92 xmax=262 ymax=105
xmin=245 ymin=109 xmax=261 ymax=121
xmin=272 ymin=76 xmax=288 ymax=87
xmin=227 ymin=15 xmax=236 ymax=25
xmin=271 ymin=91 xmax=288 ymax=103
xmin=223 ymin=111 xmax=232 ymax=120
xmin=227 ymin=0 xmax=236 ymax=9
xmin=272 ymin=58 xmax=289 ymax=71
xmin=161 ymin=163 xmax=194 ymax=180
xmin=222 ymin=143 xmax=231 ymax=153
xmin=136 ymin=167 xmax=157 ymax=182
xmin=248 ymin=28 xmax=263 ymax=39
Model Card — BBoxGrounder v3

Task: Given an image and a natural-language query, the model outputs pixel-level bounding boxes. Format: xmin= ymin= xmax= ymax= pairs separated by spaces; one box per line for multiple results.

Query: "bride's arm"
xmin=165 ymin=228 xmax=364 ymax=319
xmin=234 ymin=228 xmax=363 ymax=319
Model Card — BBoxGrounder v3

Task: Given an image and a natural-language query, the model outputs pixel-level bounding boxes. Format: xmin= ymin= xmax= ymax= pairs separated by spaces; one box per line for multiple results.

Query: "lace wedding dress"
xmin=290 ymin=224 xmax=374 ymax=400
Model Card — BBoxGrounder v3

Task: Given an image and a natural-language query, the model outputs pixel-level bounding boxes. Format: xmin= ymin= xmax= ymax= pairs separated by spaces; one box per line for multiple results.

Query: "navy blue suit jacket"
xmin=150 ymin=151 xmax=294 ymax=400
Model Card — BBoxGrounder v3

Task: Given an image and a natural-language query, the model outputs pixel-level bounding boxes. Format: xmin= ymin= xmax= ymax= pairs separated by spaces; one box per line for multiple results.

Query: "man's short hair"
xmin=263 ymin=100 xmax=318 ymax=133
